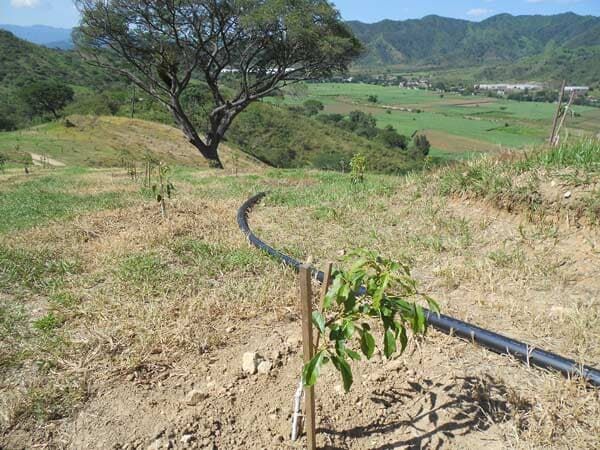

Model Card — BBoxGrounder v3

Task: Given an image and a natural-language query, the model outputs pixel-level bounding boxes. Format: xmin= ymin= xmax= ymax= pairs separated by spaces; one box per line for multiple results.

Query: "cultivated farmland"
xmin=273 ymin=83 xmax=599 ymax=160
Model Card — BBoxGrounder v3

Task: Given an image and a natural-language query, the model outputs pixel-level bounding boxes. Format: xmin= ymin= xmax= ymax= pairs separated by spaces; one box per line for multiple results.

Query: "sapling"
xmin=152 ymin=162 xmax=175 ymax=218
xmin=0 ymin=154 xmax=6 ymax=173
xmin=303 ymin=249 xmax=440 ymax=393
xmin=350 ymin=153 xmax=366 ymax=184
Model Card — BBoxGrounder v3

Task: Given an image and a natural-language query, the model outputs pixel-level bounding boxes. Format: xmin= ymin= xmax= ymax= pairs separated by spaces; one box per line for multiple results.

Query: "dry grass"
xmin=1 ymin=159 xmax=599 ymax=449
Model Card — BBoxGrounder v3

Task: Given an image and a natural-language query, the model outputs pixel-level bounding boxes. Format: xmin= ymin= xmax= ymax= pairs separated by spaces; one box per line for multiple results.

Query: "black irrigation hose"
xmin=237 ymin=192 xmax=600 ymax=388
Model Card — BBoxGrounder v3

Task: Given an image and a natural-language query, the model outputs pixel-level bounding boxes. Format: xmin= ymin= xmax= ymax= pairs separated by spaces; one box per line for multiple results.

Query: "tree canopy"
xmin=18 ymin=81 xmax=74 ymax=119
xmin=75 ymin=0 xmax=363 ymax=168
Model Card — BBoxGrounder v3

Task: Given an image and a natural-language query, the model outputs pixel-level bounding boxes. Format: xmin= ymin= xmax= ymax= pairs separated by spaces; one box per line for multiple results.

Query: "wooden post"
xmin=553 ymin=91 xmax=576 ymax=147
xmin=299 ymin=265 xmax=317 ymax=450
xmin=549 ymin=80 xmax=566 ymax=145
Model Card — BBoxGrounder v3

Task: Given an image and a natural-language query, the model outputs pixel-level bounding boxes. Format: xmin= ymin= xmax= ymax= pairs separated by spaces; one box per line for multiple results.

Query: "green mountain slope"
xmin=347 ymin=13 xmax=600 ymax=84
xmin=0 ymin=30 xmax=112 ymax=90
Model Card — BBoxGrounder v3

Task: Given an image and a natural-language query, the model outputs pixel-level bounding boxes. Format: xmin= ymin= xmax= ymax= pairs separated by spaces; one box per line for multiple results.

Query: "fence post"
xmin=299 ymin=265 xmax=317 ymax=450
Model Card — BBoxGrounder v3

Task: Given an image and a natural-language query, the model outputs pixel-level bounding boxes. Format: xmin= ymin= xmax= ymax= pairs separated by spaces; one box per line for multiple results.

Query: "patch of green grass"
xmin=0 ymin=302 xmax=29 ymax=368
xmin=0 ymin=172 xmax=123 ymax=233
xmin=437 ymin=138 xmax=600 ymax=221
xmin=33 ymin=313 xmax=63 ymax=334
xmin=17 ymin=379 xmax=88 ymax=422
xmin=117 ymin=253 xmax=170 ymax=285
xmin=49 ymin=291 xmax=79 ymax=309
xmin=0 ymin=245 xmax=80 ymax=293
xmin=526 ymin=138 xmax=600 ymax=170
xmin=487 ymin=248 xmax=525 ymax=269
xmin=171 ymin=239 xmax=266 ymax=275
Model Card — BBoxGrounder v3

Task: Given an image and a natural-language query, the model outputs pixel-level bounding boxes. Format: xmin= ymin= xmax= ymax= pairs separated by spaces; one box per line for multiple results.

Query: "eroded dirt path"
xmin=29 ymin=152 xmax=66 ymax=167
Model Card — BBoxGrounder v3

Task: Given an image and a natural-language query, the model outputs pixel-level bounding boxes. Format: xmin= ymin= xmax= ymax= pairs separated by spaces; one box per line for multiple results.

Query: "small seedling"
xmin=350 ymin=153 xmax=366 ymax=184
xmin=303 ymin=249 xmax=439 ymax=392
xmin=143 ymin=153 xmax=159 ymax=188
xmin=152 ymin=162 xmax=175 ymax=218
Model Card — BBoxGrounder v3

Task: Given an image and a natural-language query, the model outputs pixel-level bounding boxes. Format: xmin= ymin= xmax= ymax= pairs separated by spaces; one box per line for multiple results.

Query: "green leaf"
xmin=383 ymin=330 xmax=396 ymax=359
xmin=324 ymin=276 xmax=343 ymax=310
xmin=302 ymin=351 xmax=325 ymax=387
xmin=331 ymin=355 xmax=353 ymax=392
xmin=346 ymin=348 xmax=362 ymax=361
xmin=312 ymin=311 xmax=326 ymax=335
xmin=416 ymin=304 xmax=426 ymax=333
xmin=424 ymin=295 xmax=440 ymax=315
xmin=360 ymin=329 xmax=375 ymax=359
xmin=373 ymin=272 xmax=390 ymax=309
xmin=342 ymin=320 xmax=355 ymax=339
xmin=399 ymin=326 xmax=408 ymax=354
xmin=335 ymin=339 xmax=346 ymax=357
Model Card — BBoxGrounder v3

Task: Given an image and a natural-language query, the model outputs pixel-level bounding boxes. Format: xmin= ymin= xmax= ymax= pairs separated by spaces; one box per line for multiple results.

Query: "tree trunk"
xmin=169 ymin=101 xmax=224 ymax=169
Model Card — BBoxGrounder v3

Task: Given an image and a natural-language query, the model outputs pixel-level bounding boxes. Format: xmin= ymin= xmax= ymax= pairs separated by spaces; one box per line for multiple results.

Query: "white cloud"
xmin=10 ymin=0 xmax=41 ymax=7
xmin=467 ymin=8 xmax=495 ymax=17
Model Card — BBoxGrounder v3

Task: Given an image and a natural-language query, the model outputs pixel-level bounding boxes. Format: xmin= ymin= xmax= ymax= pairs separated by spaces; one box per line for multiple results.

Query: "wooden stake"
xmin=299 ymin=265 xmax=317 ymax=450
xmin=553 ymin=91 xmax=576 ymax=147
xmin=550 ymin=80 xmax=566 ymax=145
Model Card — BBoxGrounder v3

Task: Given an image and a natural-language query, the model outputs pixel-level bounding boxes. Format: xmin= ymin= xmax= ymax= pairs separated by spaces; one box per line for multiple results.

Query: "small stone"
xmin=185 ymin=389 xmax=209 ymax=406
xmin=147 ymin=439 xmax=163 ymax=450
xmin=257 ymin=360 xmax=272 ymax=375
xmin=181 ymin=434 xmax=195 ymax=444
xmin=226 ymin=326 xmax=236 ymax=333
xmin=564 ymin=191 xmax=572 ymax=199
xmin=242 ymin=352 xmax=260 ymax=375
xmin=334 ymin=384 xmax=345 ymax=395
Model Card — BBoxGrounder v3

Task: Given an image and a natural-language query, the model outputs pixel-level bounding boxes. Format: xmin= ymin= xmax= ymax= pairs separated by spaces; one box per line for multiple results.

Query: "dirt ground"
xmin=1 ymin=168 xmax=599 ymax=450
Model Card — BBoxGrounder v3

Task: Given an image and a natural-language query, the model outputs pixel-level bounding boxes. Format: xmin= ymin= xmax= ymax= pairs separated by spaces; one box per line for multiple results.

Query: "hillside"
xmin=0 ymin=115 xmax=264 ymax=170
xmin=1 ymin=138 xmax=599 ymax=449
xmin=0 ymin=31 xmax=427 ymax=173
xmin=348 ymin=13 xmax=600 ymax=84
xmin=0 ymin=30 xmax=113 ymax=90
xmin=228 ymin=102 xmax=423 ymax=174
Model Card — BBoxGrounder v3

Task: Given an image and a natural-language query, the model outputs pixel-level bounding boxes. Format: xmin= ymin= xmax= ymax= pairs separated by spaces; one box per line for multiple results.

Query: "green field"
xmin=274 ymin=83 xmax=600 ymax=159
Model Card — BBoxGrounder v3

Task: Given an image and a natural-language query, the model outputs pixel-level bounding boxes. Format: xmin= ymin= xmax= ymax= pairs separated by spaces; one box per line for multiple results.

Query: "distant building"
xmin=400 ymin=79 xmax=431 ymax=89
xmin=565 ymin=86 xmax=590 ymax=94
xmin=475 ymin=83 xmax=544 ymax=94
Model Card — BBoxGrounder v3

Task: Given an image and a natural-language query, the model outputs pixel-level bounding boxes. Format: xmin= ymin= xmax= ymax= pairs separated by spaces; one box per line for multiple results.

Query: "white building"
xmin=475 ymin=83 xmax=544 ymax=93
xmin=565 ymin=86 xmax=590 ymax=94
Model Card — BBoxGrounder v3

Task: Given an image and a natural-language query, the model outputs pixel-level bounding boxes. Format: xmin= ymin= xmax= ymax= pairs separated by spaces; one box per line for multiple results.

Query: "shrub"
xmin=303 ymin=99 xmax=325 ymax=117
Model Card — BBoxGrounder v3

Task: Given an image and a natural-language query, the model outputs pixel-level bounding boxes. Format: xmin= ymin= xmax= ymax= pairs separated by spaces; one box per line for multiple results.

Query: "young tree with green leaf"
xmin=75 ymin=0 xmax=363 ymax=168
xmin=303 ymin=250 xmax=439 ymax=392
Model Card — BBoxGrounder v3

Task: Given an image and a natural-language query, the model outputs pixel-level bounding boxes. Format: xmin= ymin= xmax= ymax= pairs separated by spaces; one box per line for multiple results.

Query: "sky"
xmin=0 ymin=0 xmax=599 ymax=29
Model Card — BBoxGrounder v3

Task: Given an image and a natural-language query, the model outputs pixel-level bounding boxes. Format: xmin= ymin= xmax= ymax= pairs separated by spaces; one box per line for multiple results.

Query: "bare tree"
xmin=74 ymin=0 xmax=363 ymax=168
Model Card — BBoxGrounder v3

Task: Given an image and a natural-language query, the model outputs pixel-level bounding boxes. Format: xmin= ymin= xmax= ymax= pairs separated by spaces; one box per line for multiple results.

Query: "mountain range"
xmin=1 ymin=13 xmax=599 ymax=85
xmin=347 ymin=13 xmax=600 ymax=68
xmin=0 ymin=24 xmax=73 ymax=49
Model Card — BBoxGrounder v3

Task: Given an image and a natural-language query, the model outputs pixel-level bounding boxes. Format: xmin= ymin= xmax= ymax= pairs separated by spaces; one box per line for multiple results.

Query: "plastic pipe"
xmin=237 ymin=192 xmax=600 ymax=387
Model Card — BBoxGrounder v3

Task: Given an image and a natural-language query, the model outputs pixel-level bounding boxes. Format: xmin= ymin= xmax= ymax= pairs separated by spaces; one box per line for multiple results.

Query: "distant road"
xmin=30 ymin=153 xmax=65 ymax=167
